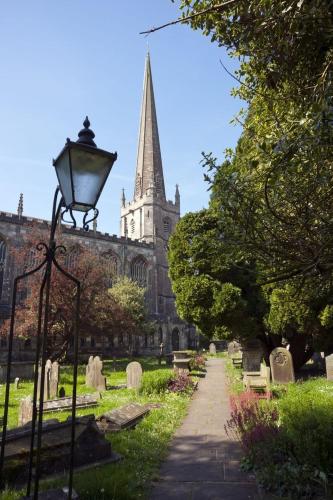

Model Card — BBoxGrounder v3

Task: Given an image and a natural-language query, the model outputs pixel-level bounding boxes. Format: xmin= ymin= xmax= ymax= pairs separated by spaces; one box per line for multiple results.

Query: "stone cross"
xmin=269 ymin=347 xmax=295 ymax=383
xmin=85 ymin=355 xmax=107 ymax=391
xmin=325 ymin=354 xmax=333 ymax=381
xmin=126 ymin=361 xmax=143 ymax=389
xmin=209 ymin=342 xmax=216 ymax=355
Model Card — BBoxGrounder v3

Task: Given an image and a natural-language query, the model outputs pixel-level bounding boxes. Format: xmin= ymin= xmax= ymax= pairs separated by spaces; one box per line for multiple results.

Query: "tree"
xmin=0 ymin=231 xmax=146 ymax=360
xmin=168 ymin=209 xmax=267 ymax=341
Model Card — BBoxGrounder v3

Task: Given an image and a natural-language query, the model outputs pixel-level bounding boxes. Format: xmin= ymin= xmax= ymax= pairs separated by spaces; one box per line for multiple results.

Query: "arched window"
xmin=163 ymin=217 xmax=171 ymax=234
xmin=130 ymin=256 xmax=147 ymax=287
xmin=172 ymin=328 xmax=180 ymax=351
xmin=0 ymin=238 xmax=6 ymax=300
xmin=27 ymin=249 xmax=40 ymax=270
xmin=102 ymin=251 xmax=118 ymax=287
xmin=130 ymin=218 xmax=135 ymax=234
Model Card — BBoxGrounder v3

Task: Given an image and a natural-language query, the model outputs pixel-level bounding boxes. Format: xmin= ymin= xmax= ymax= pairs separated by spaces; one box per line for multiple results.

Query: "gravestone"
xmin=270 ymin=347 xmax=295 ymax=383
xmin=227 ymin=341 xmax=241 ymax=356
xmin=242 ymin=339 xmax=263 ymax=372
xmin=85 ymin=355 xmax=107 ymax=391
xmin=126 ymin=361 xmax=143 ymax=389
xmin=96 ymin=403 xmax=150 ymax=432
xmin=37 ymin=360 xmax=59 ymax=400
xmin=14 ymin=377 xmax=20 ymax=389
xmin=325 ymin=354 xmax=333 ymax=381
xmin=58 ymin=386 xmax=65 ymax=398
xmin=209 ymin=342 xmax=216 ymax=355
xmin=18 ymin=396 xmax=33 ymax=426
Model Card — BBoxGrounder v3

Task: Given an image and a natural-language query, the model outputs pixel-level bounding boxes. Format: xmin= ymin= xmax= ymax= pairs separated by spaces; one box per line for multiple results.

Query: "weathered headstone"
xmin=58 ymin=386 xmax=65 ymax=398
xmin=85 ymin=355 xmax=107 ymax=391
xmin=270 ymin=347 xmax=295 ymax=383
xmin=96 ymin=403 xmax=150 ymax=432
xmin=227 ymin=341 xmax=241 ymax=356
xmin=50 ymin=361 xmax=59 ymax=399
xmin=126 ymin=361 xmax=143 ymax=389
xmin=325 ymin=354 xmax=333 ymax=381
xmin=18 ymin=396 xmax=33 ymax=426
xmin=209 ymin=342 xmax=216 ymax=355
xmin=37 ymin=360 xmax=59 ymax=401
xmin=14 ymin=377 xmax=20 ymax=389
xmin=242 ymin=339 xmax=263 ymax=372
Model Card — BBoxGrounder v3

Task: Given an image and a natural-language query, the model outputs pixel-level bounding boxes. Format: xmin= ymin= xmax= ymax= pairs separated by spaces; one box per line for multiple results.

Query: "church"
xmin=0 ymin=54 xmax=198 ymax=360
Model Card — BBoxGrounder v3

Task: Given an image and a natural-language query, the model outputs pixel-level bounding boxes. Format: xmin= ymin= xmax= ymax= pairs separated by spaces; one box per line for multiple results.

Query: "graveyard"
xmin=0 ymin=356 xmax=197 ymax=499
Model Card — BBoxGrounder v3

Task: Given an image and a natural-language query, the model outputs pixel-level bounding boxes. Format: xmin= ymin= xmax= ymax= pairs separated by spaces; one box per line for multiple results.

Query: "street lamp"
xmin=0 ymin=118 xmax=117 ymax=499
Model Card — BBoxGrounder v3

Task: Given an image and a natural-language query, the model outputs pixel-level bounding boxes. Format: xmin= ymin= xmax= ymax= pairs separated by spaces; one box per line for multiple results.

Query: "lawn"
xmin=0 ymin=357 xmax=192 ymax=500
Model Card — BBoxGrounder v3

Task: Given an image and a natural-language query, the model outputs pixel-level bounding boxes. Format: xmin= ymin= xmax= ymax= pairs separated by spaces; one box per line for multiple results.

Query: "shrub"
xmin=167 ymin=373 xmax=195 ymax=394
xmin=189 ymin=354 xmax=205 ymax=371
xmin=139 ymin=369 xmax=173 ymax=395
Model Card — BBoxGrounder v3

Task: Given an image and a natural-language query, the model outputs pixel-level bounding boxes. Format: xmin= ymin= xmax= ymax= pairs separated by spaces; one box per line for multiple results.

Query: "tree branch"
xmin=140 ymin=0 xmax=239 ymax=35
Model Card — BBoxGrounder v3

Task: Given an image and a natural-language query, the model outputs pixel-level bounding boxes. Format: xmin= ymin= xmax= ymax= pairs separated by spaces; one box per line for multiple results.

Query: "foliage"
xmin=0 ymin=231 xmax=146 ymax=360
xmin=139 ymin=369 xmax=174 ymax=395
xmin=168 ymin=210 xmax=267 ymax=341
xmin=167 ymin=373 xmax=195 ymax=394
xmin=225 ymin=361 xmax=333 ymax=497
xmin=108 ymin=276 xmax=149 ymax=333
xmin=189 ymin=354 xmax=205 ymax=371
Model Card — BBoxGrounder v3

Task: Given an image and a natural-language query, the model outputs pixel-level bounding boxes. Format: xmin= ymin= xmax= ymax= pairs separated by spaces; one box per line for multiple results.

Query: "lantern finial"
xmin=77 ymin=116 xmax=96 ymax=147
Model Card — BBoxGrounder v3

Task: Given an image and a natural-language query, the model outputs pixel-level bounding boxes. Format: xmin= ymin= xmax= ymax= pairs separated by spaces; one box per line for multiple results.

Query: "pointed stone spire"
xmin=121 ymin=188 xmax=126 ymax=208
xmin=175 ymin=184 xmax=180 ymax=207
xmin=134 ymin=52 xmax=166 ymax=201
xmin=17 ymin=193 xmax=23 ymax=218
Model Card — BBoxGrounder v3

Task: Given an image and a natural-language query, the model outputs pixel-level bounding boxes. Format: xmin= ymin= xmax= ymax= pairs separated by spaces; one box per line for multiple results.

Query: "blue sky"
xmin=0 ymin=1 xmax=243 ymax=235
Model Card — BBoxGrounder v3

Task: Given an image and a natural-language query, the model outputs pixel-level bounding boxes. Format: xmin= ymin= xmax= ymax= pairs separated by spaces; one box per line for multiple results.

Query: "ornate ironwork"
xmin=0 ymin=186 xmax=82 ymax=499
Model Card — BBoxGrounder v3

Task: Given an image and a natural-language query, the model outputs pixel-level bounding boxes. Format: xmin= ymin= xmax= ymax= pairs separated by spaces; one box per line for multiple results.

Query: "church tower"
xmin=120 ymin=52 xmax=180 ymax=318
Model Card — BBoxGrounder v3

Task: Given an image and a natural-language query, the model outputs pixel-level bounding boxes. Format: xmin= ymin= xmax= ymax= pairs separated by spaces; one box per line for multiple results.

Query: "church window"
xmin=102 ymin=251 xmax=118 ymax=287
xmin=0 ymin=238 xmax=6 ymax=300
xmin=130 ymin=218 xmax=135 ymax=234
xmin=27 ymin=249 xmax=40 ymax=270
xmin=130 ymin=256 xmax=147 ymax=287
xmin=163 ymin=217 xmax=171 ymax=233
xmin=124 ymin=217 xmax=128 ymax=236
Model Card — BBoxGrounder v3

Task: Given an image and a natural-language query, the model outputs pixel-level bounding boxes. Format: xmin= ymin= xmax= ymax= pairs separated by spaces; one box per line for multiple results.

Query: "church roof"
xmin=134 ymin=52 xmax=166 ymax=201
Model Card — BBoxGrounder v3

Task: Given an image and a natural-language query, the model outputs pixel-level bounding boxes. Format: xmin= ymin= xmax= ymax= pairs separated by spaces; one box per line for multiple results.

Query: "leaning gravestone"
xmin=325 ymin=354 xmax=333 ymax=381
xmin=242 ymin=339 xmax=263 ymax=372
xmin=85 ymin=355 xmax=107 ymax=391
xmin=37 ymin=360 xmax=59 ymax=400
xmin=270 ymin=347 xmax=295 ymax=383
xmin=209 ymin=342 xmax=216 ymax=355
xmin=228 ymin=341 xmax=241 ymax=356
xmin=126 ymin=361 xmax=143 ymax=389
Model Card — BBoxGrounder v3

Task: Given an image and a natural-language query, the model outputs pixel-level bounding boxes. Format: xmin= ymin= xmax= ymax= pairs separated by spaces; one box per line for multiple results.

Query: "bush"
xmin=189 ymin=354 xmax=205 ymax=371
xmin=139 ymin=369 xmax=173 ymax=395
xmin=167 ymin=373 xmax=195 ymax=394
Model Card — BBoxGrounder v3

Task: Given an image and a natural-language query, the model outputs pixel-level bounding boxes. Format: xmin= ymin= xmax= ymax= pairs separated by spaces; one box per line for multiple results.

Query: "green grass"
xmin=0 ymin=357 xmax=192 ymax=499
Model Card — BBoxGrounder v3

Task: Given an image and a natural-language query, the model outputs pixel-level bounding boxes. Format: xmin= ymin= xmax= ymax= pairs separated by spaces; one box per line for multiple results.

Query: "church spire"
xmin=134 ymin=52 xmax=166 ymax=201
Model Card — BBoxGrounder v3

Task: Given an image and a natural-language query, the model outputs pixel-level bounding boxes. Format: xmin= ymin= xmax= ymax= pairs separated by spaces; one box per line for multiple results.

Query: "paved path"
xmin=150 ymin=358 xmax=260 ymax=500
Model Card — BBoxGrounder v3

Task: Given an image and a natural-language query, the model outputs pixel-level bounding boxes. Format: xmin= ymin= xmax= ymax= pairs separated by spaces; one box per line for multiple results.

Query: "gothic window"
xmin=0 ymin=238 xmax=6 ymax=300
xmin=27 ymin=249 xmax=40 ymax=270
xmin=158 ymin=327 xmax=163 ymax=344
xmin=124 ymin=217 xmax=128 ymax=236
xmin=130 ymin=256 xmax=147 ymax=287
xmin=163 ymin=217 xmax=171 ymax=234
xmin=102 ymin=251 xmax=119 ymax=287
xmin=130 ymin=219 xmax=135 ymax=234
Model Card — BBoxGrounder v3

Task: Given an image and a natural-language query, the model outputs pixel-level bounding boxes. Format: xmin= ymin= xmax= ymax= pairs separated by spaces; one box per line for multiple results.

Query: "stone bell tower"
xmin=120 ymin=52 xmax=180 ymax=317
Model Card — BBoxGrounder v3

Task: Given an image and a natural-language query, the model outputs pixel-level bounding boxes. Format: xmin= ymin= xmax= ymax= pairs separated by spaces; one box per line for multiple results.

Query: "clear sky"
xmin=0 ymin=1 xmax=243 ymax=235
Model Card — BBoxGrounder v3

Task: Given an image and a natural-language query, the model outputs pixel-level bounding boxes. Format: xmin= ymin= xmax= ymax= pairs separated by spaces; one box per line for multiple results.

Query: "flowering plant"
xmin=167 ymin=373 xmax=195 ymax=393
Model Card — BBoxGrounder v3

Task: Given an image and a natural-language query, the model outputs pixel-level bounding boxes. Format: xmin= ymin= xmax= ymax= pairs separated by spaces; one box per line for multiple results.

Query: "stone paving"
xmin=150 ymin=358 xmax=260 ymax=500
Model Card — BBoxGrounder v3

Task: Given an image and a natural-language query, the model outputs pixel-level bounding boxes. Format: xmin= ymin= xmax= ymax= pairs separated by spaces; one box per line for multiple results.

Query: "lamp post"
xmin=0 ymin=118 xmax=117 ymax=499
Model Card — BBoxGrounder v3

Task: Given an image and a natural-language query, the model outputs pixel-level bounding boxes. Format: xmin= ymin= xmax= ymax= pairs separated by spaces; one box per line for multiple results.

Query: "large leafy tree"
xmin=164 ymin=0 xmax=333 ymax=367
xmin=0 ymin=232 xmax=147 ymax=360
